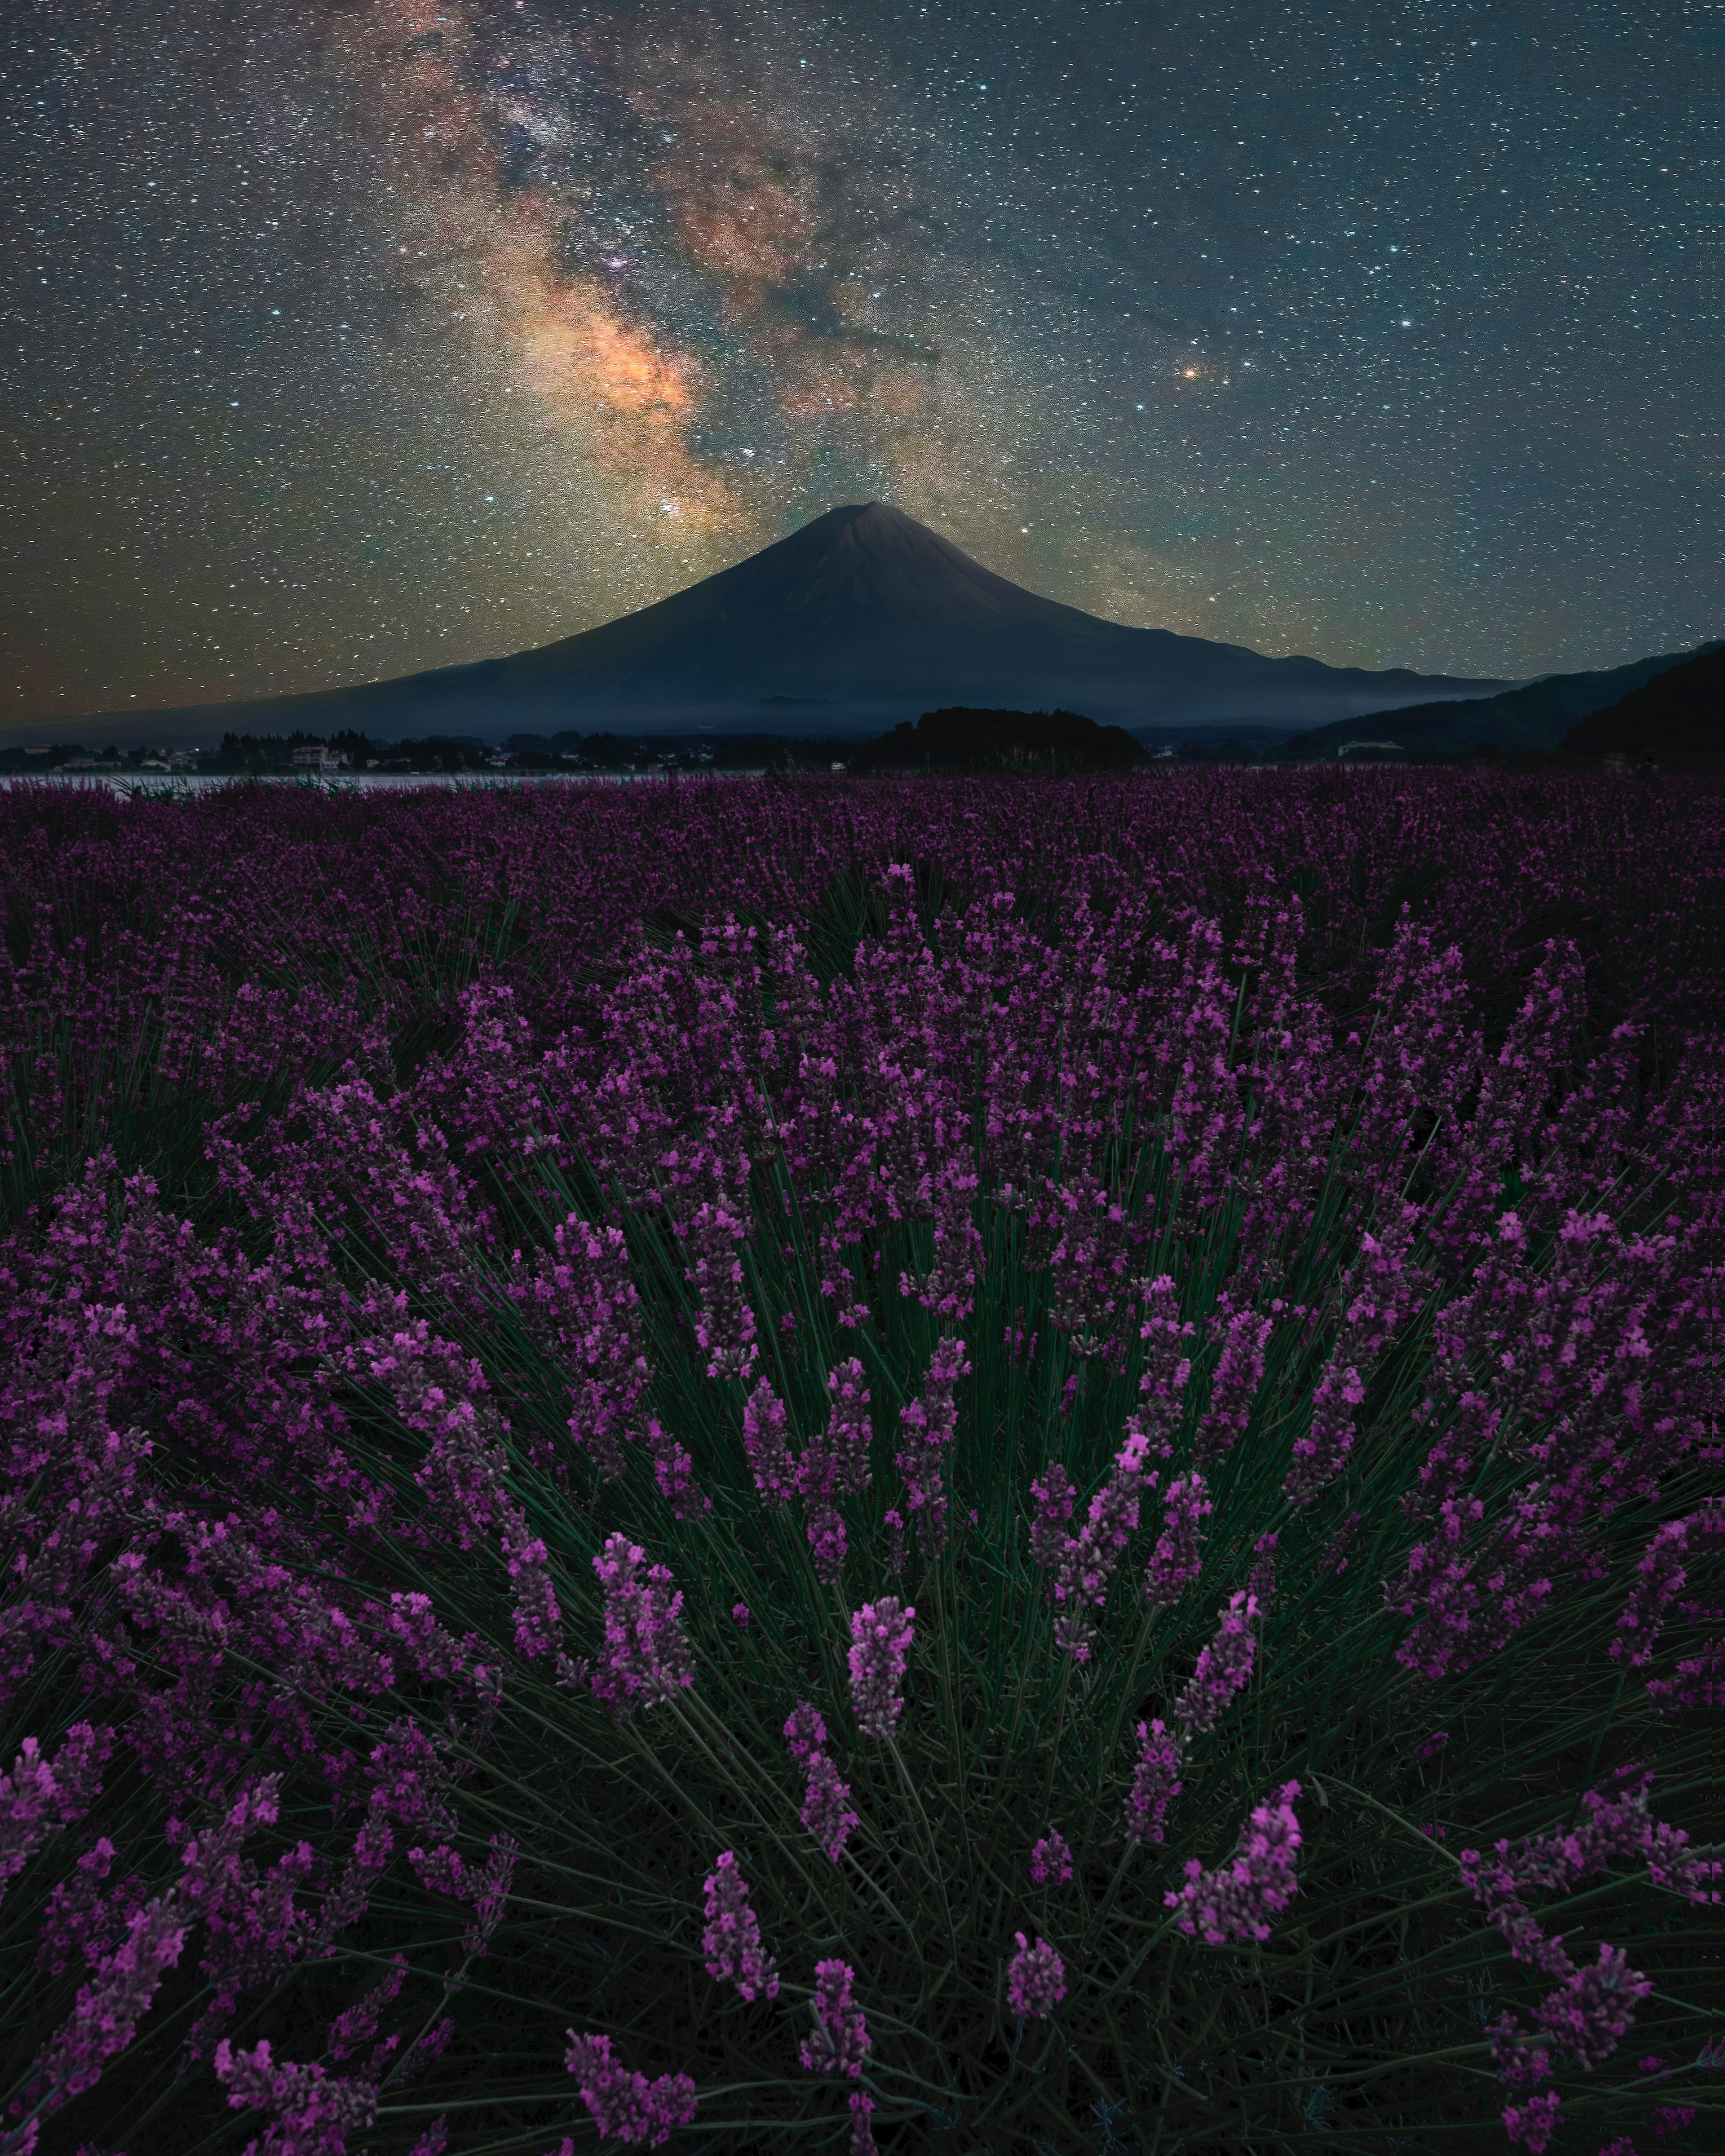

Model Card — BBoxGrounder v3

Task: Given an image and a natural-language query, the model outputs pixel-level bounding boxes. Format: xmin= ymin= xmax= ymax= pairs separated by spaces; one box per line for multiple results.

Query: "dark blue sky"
xmin=3 ymin=0 xmax=1717 ymax=725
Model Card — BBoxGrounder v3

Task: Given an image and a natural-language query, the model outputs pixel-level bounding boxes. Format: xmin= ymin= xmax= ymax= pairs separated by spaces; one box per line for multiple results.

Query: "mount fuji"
xmin=60 ymin=503 xmax=1515 ymax=742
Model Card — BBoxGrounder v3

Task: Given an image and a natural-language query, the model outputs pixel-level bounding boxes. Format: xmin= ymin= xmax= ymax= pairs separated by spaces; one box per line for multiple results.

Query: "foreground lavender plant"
xmin=0 ymin=772 xmax=1715 ymax=2156
xmin=847 ymin=1598 xmax=915 ymax=1740
xmin=1167 ymin=1782 xmax=1304 ymax=1944
xmin=799 ymin=1958 xmax=872 ymax=2078
xmin=582 ymin=1533 xmax=695 ymax=1719
xmin=563 ymin=2033 xmax=697 ymax=2148
xmin=1006 ymin=1932 xmax=1068 ymax=2020
xmin=701 ymin=1851 xmax=779 ymax=2002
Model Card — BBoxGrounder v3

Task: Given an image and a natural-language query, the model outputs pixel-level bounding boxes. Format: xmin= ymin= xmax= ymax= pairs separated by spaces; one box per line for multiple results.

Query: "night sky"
xmin=4 ymin=0 xmax=1717 ymax=729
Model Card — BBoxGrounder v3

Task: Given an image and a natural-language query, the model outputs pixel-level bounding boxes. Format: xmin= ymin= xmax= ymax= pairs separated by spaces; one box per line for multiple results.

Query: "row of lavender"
xmin=1 ymin=771 xmax=1721 ymax=2156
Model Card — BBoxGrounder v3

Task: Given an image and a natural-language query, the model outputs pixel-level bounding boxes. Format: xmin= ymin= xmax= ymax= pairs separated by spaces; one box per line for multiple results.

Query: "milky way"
xmin=3 ymin=0 xmax=1716 ymax=726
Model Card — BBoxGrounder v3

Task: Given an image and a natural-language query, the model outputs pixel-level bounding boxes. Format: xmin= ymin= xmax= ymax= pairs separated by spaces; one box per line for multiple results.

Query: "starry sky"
xmin=3 ymin=0 xmax=1718 ymax=728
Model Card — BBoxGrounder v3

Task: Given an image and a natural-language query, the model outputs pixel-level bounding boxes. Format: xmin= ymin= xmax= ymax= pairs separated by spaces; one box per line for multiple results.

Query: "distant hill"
xmin=28 ymin=503 xmax=1511 ymax=748
xmin=1558 ymin=643 xmax=1725 ymax=763
xmin=1283 ymin=640 xmax=1725 ymax=759
xmin=850 ymin=707 xmax=1149 ymax=775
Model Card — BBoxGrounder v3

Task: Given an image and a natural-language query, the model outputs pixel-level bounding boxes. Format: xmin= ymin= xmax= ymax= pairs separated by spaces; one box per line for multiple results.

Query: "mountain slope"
xmin=47 ymin=502 xmax=1513 ymax=742
xmin=1284 ymin=640 xmax=1725 ymax=757
xmin=1559 ymin=642 xmax=1725 ymax=761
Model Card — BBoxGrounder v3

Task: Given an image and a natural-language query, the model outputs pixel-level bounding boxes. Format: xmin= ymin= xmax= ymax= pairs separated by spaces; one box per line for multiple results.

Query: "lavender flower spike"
xmin=1167 ymin=1780 xmax=1303 ymax=1944
xmin=1027 ymin=1460 xmax=1076 ymax=1570
xmin=848 ymin=1597 xmax=915 ymax=1739
xmin=565 ymin=2031 xmax=698 ymax=2147
xmin=894 ymin=1335 xmax=969 ymax=1560
xmin=32 ymin=1897 xmax=189 ymax=2112
xmin=799 ymin=1957 xmax=872 ymax=2078
xmin=1532 ymin=1943 xmax=1651 ymax=2070
xmin=1284 ymin=1357 xmax=1367 ymax=1506
xmin=742 ymin=1377 xmax=796 ymax=1507
xmin=1123 ymin=1718 xmax=1187 ymax=1847
xmin=785 ymin=1701 xmax=858 ymax=1861
xmin=0 ymin=1723 xmax=113 ymax=1910
xmin=825 ymin=1358 xmax=875 ymax=1493
xmin=587 ymin=1532 xmax=695 ymax=1720
xmin=1006 ymin=1931 xmax=1068 ymax=2019
xmin=783 ymin=1700 xmax=828 ymax=1763
xmin=1195 ymin=1307 xmax=1273 ymax=1467
xmin=702 ymin=1851 xmax=779 ymax=2002
xmin=1029 ymin=1828 xmax=1074 ymax=1885
xmin=1143 ymin=1471 xmax=1211 ymax=1607
xmin=1174 ymin=1591 xmax=1259 ymax=1736
xmin=801 ymin=1750 xmax=861 ymax=1864
xmin=213 ymin=2039 xmax=379 ymax=2153
xmin=1045 ymin=1419 xmax=1159 ymax=1661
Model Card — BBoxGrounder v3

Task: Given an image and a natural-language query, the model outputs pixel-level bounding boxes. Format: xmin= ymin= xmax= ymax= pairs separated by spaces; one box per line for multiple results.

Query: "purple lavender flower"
xmin=1048 ymin=1183 xmax=1132 ymax=1355
xmin=1027 ymin=1460 xmax=1076 ymax=1570
xmin=1167 ymin=1781 xmax=1302 ymax=1944
xmin=407 ymin=1832 xmax=518 ymax=1976
xmin=500 ymin=1520 xmax=562 ymax=1661
xmin=31 ymin=1896 xmax=189 ymax=2109
xmin=742 ymin=1378 xmax=796 ymax=1506
xmin=907 ymin=1154 xmax=982 ymax=1320
xmin=514 ymin=1216 xmax=651 ymax=1485
xmin=564 ymin=2031 xmax=698 ymax=2147
xmin=800 ymin=1751 xmax=860 ymax=1864
xmin=0 ymin=1723 xmax=113 ymax=1909
xmin=213 ymin=2037 xmax=379 ymax=2155
xmin=1029 ymin=1828 xmax=1073 ymax=1886
xmin=702 ymin=1851 xmax=779 ymax=2002
xmin=793 ymin=1424 xmax=848 ymax=1584
xmin=1284 ymin=1357 xmax=1366 ymax=1505
xmin=1174 ymin=1592 xmax=1259 ymax=1736
xmin=732 ymin=1601 xmax=751 ymax=1630
xmin=1195 ymin=1307 xmax=1272 ymax=1466
xmin=1123 ymin=1718 xmax=1186 ymax=1846
xmin=1610 ymin=1515 xmax=1690 ymax=1666
xmin=783 ymin=1700 xmax=827 ymax=1764
xmin=894 ymin=1336 xmax=969 ymax=1560
xmin=22 ymin=1777 xmax=283 ymax=2121
xmin=641 ymin=1416 xmax=710 ymax=1521
xmin=799 ymin=1957 xmax=872 ymax=2078
xmin=460 ymin=1833 xmax=517 ymax=1961
xmin=587 ymin=1533 xmax=694 ymax=1720
xmin=327 ymin=1954 xmax=407 ymax=2061
xmin=1006 ymin=1931 xmax=1067 ymax=2019
xmin=1500 ymin=2090 xmax=1561 ymax=2153
xmin=1045 ymin=1422 xmax=1159 ymax=1661
xmin=1142 ymin=1472 xmax=1210 ymax=1607
xmin=848 ymin=1597 xmax=915 ymax=1739
xmin=1137 ymin=1274 xmax=1195 ymax=1446
xmin=783 ymin=1701 xmax=857 ymax=1861
xmin=824 ymin=1360 xmax=875 ymax=1493
xmin=1646 ymin=1646 xmax=1725 ymax=1718
xmin=1532 ymin=1942 xmax=1651 ymax=2070
xmin=681 ymin=1162 xmax=760 ymax=1383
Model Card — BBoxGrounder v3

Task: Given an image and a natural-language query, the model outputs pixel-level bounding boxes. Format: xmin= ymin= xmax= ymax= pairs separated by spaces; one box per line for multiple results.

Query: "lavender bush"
xmin=0 ymin=769 xmax=1720 ymax=2155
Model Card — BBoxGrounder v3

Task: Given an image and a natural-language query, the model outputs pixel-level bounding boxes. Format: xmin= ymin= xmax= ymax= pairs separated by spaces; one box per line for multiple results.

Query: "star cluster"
xmin=2 ymin=0 xmax=1716 ymax=725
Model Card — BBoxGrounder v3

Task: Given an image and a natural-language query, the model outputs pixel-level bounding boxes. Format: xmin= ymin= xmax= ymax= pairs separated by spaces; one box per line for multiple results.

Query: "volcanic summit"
xmin=64 ymin=503 xmax=1514 ymax=741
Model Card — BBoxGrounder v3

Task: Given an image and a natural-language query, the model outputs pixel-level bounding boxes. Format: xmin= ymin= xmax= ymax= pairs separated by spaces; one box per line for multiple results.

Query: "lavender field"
xmin=0 ymin=769 xmax=1720 ymax=2156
